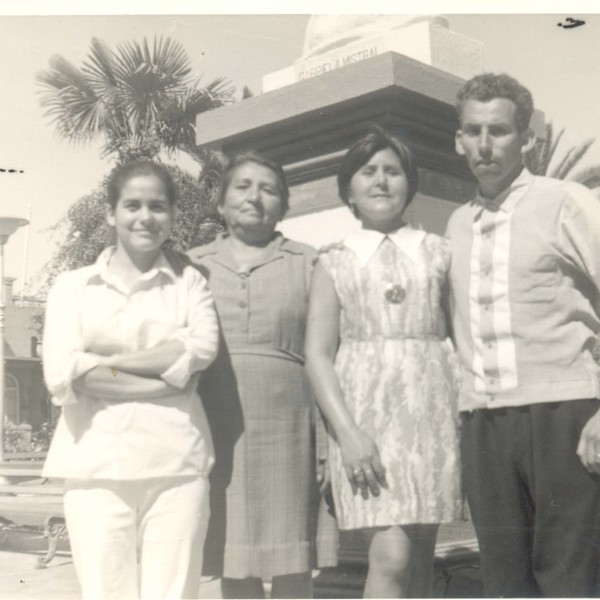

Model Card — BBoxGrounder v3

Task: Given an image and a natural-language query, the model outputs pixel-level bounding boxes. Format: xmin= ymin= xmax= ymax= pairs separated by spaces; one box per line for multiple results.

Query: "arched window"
xmin=5 ymin=374 xmax=19 ymax=425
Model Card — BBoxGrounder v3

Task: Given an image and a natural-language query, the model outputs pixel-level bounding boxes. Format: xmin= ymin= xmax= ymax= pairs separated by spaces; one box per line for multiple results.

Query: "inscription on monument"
xmin=296 ymin=40 xmax=383 ymax=81
xmin=263 ymin=19 xmax=483 ymax=92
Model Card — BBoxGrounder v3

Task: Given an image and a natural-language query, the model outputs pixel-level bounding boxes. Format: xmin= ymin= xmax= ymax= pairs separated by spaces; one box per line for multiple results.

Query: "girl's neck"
xmin=109 ymin=245 xmax=161 ymax=287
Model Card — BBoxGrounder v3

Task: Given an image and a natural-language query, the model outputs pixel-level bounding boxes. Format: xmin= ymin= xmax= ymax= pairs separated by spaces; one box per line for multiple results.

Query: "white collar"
xmin=89 ymin=247 xmax=178 ymax=285
xmin=474 ymin=168 xmax=533 ymax=213
xmin=343 ymin=226 xmax=426 ymax=268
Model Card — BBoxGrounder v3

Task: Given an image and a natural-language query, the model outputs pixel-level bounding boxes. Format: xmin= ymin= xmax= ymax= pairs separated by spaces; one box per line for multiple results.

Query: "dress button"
xmin=241 ymin=282 xmax=247 ymax=289
xmin=239 ymin=300 xmax=247 ymax=308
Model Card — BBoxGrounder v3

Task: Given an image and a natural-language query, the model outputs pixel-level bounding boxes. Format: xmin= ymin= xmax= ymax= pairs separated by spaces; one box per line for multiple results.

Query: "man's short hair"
xmin=456 ymin=73 xmax=534 ymax=132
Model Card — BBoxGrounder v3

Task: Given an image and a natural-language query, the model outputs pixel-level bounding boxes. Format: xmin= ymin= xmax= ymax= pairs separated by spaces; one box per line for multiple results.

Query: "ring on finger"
xmin=353 ymin=468 xmax=363 ymax=477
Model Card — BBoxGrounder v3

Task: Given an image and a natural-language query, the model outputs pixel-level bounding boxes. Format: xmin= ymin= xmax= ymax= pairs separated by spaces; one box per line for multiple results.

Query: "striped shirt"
xmin=446 ymin=168 xmax=600 ymax=411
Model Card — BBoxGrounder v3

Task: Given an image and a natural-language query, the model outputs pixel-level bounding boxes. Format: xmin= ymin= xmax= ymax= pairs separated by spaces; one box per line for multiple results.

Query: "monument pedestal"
xmin=195 ymin=50 xmax=543 ymax=241
xmin=264 ymin=21 xmax=483 ymax=92
xmin=198 ymin=51 xmax=492 ymax=242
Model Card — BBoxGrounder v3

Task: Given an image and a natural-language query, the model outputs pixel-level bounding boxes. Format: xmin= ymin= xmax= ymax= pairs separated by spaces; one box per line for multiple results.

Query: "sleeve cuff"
xmin=50 ymin=387 xmax=78 ymax=407
xmin=48 ymin=352 xmax=100 ymax=407
xmin=160 ymin=350 xmax=198 ymax=389
xmin=161 ymin=326 xmax=217 ymax=388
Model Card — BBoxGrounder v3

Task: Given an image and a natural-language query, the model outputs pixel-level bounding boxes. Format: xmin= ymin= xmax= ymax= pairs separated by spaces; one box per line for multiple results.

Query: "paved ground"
xmin=0 ymin=551 xmax=223 ymax=599
xmin=0 ymin=518 xmax=479 ymax=599
xmin=0 ymin=551 xmax=81 ymax=600
xmin=0 ymin=549 xmax=483 ymax=599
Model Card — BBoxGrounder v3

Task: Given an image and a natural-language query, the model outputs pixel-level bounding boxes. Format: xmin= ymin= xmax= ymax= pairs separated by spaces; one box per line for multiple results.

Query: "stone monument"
xmin=195 ymin=16 xmax=500 ymax=246
xmin=194 ymin=16 xmax=543 ymax=246
xmin=194 ymin=13 xmax=545 ymax=249
xmin=302 ymin=14 xmax=447 ymax=58
xmin=263 ymin=14 xmax=483 ymax=92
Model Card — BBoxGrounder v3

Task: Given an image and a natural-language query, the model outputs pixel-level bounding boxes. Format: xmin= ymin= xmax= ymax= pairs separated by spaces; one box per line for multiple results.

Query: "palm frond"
xmin=566 ymin=164 xmax=600 ymax=186
xmin=150 ymin=37 xmax=192 ymax=85
xmin=546 ymin=125 xmax=565 ymax=169
xmin=525 ymin=123 xmax=569 ymax=177
xmin=538 ymin=123 xmax=559 ymax=175
xmin=37 ymin=35 xmax=236 ymax=159
xmin=157 ymin=78 xmax=234 ymax=153
xmin=36 ymin=55 xmax=104 ymax=142
xmin=202 ymin=76 xmax=236 ymax=101
xmin=550 ymin=137 xmax=596 ymax=180
xmin=113 ymin=37 xmax=193 ymax=133
xmin=196 ymin=148 xmax=228 ymax=185
xmin=81 ymin=38 xmax=120 ymax=94
xmin=527 ymin=122 xmax=552 ymax=174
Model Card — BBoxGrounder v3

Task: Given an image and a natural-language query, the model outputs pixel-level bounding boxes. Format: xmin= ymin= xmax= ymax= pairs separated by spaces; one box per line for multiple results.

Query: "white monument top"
xmin=301 ymin=14 xmax=449 ymax=60
xmin=262 ymin=14 xmax=483 ymax=93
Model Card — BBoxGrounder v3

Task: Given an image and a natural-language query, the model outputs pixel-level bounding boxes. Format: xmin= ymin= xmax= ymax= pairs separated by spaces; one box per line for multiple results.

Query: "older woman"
xmin=42 ymin=161 xmax=219 ymax=600
xmin=305 ymin=128 xmax=461 ymax=598
xmin=188 ymin=152 xmax=336 ymax=599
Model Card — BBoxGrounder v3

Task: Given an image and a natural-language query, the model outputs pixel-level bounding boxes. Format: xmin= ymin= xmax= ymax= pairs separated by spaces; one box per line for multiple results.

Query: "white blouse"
xmin=42 ymin=248 xmax=219 ymax=480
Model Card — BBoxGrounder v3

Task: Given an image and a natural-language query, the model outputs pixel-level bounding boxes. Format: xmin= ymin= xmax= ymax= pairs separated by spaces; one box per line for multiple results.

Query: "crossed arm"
xmin=43 ymin=266 xmax=219 ymax=405
xmin=73 ymin=341 xmax=187 ymax=401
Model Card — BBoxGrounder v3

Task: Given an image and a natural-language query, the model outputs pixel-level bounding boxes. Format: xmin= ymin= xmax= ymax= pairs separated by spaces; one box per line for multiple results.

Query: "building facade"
xmin=3 ymin=277 xmax=49 ymax=433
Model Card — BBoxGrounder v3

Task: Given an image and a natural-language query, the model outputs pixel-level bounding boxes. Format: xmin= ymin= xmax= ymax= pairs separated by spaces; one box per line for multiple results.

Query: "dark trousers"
xmin=461 ymin=400 xmax=600 ymax=597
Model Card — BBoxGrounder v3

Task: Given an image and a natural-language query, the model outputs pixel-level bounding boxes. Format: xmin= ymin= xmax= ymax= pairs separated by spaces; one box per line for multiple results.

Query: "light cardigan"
xmin=42 ymin=248 xmax=219 ymax=479
xmin=446 ymin=168 xmax=600 ymax=411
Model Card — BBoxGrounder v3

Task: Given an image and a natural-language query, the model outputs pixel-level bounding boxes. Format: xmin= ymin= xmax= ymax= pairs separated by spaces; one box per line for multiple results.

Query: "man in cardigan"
xmin=446 ymin=72 xmax=600 ymax=597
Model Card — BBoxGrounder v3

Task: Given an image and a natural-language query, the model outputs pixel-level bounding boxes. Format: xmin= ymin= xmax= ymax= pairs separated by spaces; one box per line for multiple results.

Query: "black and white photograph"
xmin=1 ymin=2 xmax=600 ymax=598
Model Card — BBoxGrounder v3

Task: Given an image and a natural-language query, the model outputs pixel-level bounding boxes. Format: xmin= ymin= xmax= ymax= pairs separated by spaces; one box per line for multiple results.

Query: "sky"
xmin=1 ymin=3 xmax=600 ymax=294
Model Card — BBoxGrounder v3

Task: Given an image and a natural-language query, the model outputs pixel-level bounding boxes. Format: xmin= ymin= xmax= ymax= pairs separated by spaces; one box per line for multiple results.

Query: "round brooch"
xmin=384 ymin=283 xmax=405 ymax=304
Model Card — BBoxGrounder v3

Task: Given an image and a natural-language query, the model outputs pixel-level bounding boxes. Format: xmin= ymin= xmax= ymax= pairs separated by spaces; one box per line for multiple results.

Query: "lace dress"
xmin=319 ymin=228 xmax=461 ymax=530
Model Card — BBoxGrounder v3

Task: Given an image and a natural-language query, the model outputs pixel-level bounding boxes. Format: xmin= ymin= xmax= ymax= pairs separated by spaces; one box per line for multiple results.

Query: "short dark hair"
xmin=106 ymin=161 xmax=177 ymax=209
xmin=220 ymin=151 xmax=290 ymax=214
xmin=337 ymin=126 xmax=419 ymax=209
xmin=456 ymin=73 xmax=534 ymax=132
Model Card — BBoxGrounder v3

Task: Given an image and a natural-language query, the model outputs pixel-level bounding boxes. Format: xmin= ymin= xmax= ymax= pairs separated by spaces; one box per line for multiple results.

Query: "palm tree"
xmin=524 ymin=122 xmax=600 ymax=197
xmin=36 ymin=36 xmax=234 ymax=162
xmin=35 ymin=35 xmax=232 ymax=289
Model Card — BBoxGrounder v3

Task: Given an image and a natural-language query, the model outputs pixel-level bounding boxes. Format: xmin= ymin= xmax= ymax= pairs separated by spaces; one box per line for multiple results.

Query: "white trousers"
xmin=63 ymin=476 xmax=210 ymax=600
